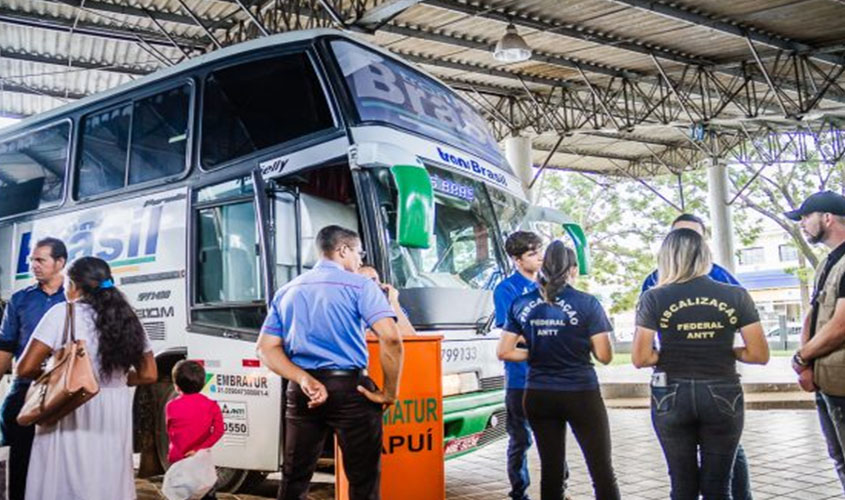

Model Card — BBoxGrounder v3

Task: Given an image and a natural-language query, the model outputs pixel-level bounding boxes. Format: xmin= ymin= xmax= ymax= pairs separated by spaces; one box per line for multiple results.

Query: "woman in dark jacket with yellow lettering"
xmin=498 ymin=241 xmax=620 ymax=500
xmin=633 ymin=228 xmax=769 ymax=500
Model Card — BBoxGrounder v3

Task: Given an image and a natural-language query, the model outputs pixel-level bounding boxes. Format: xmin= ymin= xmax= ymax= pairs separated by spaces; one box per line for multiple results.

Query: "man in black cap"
xmin=786 ymin=191 xmax=845 ymax=492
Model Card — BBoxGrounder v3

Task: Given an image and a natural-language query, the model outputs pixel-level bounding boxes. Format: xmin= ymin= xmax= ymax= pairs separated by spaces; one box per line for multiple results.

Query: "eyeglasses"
xmin=339 ymin=244 xmax=367 ymax=260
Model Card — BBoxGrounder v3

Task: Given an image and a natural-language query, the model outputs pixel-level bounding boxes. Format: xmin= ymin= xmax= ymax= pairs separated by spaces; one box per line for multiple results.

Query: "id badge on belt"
xmin=651 ymin=372 xmax=667 ymax=388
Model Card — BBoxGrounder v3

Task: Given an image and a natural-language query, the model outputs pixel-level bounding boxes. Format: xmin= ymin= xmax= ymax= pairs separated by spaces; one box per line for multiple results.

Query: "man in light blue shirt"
xmin=257 ymin=225 xmax=403 ymax=500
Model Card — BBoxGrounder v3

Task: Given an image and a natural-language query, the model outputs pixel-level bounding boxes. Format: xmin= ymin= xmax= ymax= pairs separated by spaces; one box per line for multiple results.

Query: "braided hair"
xmin=537 ymin=241 xmax=578 ymax=303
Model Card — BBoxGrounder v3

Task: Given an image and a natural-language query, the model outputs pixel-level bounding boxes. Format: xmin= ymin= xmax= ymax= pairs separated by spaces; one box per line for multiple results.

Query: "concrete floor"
xmin=137 ymin=408 xmax=844 ymax=500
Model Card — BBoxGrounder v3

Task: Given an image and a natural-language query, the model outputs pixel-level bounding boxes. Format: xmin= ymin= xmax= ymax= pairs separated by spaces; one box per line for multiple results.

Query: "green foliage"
xmin=533 ymin=132 xmax=843 ymax=314
xmin=537 ymin=169 xmax=758 ymax=314
xmin=726 ymin=135 xmax=844 ymax=271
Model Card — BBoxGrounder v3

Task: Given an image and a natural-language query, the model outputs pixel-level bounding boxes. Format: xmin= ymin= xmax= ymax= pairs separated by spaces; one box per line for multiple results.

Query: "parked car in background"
xmin=766 ymin=324 xmax=802 ymax=345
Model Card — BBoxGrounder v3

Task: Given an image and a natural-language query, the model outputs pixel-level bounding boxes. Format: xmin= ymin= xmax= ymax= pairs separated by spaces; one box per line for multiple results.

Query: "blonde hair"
xmin=656 ymin=228 xmax=712 ymax=286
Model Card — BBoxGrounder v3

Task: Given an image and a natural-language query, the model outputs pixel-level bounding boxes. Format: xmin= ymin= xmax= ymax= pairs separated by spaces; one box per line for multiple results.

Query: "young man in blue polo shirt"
xmin=257 ymin=225 xmax=404 ymax=500
xmin=494 ymin=231 xmax=554 ymax=500
xmin=640 ymin=213 xmax=740 ymax=292
xmin=0 ymin=237 xmax=67 ymax=500
xmin=640 ymin=214 xmax=751 ymax=500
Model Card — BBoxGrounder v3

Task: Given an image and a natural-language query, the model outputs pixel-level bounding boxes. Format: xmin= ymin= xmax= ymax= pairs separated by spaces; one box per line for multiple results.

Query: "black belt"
xmin=307 ymin=369 xmax=363 ymax=378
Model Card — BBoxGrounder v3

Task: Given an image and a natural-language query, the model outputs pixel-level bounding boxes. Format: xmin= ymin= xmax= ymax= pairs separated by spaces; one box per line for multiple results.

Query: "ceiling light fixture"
xmin=493 ymin=23 xmax=532 ymax=63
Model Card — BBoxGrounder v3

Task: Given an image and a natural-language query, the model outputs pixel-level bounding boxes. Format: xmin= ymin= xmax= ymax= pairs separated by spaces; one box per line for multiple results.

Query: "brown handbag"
xmin=17 ymin=302 xmax=100 ymax=426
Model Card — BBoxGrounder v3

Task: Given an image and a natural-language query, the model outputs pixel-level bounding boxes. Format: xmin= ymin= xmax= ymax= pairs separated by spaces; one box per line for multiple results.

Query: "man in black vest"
xmin=786 ymin=191 xmax=845 ymax=492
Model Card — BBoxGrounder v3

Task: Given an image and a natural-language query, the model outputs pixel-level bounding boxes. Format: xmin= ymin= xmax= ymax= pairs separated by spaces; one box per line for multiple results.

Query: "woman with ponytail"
xmin=17 ymin=256 xmax=157 ymax=500
xmin=497 ymin=241 xmax=620 ymax=500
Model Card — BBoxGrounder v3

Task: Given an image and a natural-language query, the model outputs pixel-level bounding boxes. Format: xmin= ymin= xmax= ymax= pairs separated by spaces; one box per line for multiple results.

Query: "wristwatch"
xmin=793 ymin=351 xmax=809 ymax=367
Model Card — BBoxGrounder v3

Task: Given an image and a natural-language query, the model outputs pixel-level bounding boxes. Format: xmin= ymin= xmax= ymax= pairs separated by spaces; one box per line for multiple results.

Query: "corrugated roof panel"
xmin=0 ymin=90 xmax=68 ymax=117
xmin=532 ymin=150 xmax=624 ymax=172
xmin=0 ymin=23 xmax=180 ymax=70
xmin=0 ymin=59 xmax=133 ymax=97
xmin=0 ymin=0 xmax=841 ymax=174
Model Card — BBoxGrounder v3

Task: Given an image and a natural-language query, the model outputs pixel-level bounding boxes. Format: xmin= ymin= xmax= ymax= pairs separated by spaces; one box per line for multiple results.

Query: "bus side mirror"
xmin=563 ymin=223 xmax=590 ymax=276
xmin=390 ymin=165 xmax=434 ymax=249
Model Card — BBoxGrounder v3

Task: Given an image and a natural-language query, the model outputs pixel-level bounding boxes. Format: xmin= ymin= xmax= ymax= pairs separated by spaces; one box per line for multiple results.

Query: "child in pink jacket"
xmin=166 ymin=360 xmax=224 ymax=499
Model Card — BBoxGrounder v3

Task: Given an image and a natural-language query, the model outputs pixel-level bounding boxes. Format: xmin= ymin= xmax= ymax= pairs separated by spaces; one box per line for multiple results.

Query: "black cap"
xmin=784 ymin=191 xmax=845 ymax=221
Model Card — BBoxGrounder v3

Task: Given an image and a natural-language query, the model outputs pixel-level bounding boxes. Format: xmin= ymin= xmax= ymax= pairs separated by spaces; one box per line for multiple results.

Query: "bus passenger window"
xmin=201 ymin=53 xmax=334 ymax=168
xmin=196 ymin=201 xmax=262 ymax=304
xmin=77 ymin=84 xmax=191 ymax=198
xmin=0 ymin=122 xmax=69 ymax=217
xmin=78 ymin=104 xmax=131 ymax=198
xmin=129 ymin=85 xmax=190 ymax=184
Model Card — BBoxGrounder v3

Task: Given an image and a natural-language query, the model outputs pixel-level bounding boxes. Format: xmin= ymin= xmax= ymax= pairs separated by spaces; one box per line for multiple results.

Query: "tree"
xmin=726 ymin=133 xmax=845 ymax=312
xmin=536 ymin=168 xmax=759 ymax=314
xmin=532 ymin=130 xmax=843 ymax=317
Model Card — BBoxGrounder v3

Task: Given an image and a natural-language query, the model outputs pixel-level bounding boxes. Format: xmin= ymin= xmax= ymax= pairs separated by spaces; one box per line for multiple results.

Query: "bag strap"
xmin=60 ymin=302 xmax=76 ymax=345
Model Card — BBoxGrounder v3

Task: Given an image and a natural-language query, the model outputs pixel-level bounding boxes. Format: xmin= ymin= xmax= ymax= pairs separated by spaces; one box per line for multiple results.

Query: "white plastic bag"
xmin=162 ymin=448 xmax=217 ymax=500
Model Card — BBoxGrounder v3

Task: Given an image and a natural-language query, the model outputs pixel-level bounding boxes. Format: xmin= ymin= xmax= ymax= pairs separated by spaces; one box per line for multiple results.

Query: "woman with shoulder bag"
xmin=633 ymin=228 xmax=769 ymax=499
xmin=16 ymin=256 xmax=157 ymax=500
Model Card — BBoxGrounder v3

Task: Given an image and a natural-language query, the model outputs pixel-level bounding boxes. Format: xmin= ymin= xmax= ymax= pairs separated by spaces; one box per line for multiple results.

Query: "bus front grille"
xmin=479 ymin=375 xmax=504 ymax=391
xmin=477 ymin=408 xmax=508 ymax=447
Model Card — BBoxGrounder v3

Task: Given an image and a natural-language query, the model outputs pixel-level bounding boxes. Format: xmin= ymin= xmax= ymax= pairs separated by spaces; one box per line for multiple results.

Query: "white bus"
xmin=0 ymin=29 xmax=586 ymax=491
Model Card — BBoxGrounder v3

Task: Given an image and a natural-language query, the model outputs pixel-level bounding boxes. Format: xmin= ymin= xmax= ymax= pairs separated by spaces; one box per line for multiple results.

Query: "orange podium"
xmin=336 ymin=335 xmax=444 ymax=500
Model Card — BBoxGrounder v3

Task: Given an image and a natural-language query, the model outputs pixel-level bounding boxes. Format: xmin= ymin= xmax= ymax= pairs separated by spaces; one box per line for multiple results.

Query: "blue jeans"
xmin=816 ymin=391 xmax=845 ymax=492
xmin=506 ymin=389 xmax=533 ymax=500
xmin=651 ymin=378 xmax=744 ymax=500
xmin=731 ymin=444 xmax=752 ymax=500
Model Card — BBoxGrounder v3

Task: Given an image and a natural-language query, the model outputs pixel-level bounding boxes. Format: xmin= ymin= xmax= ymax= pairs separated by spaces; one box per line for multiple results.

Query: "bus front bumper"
xmin=442 ymin=389 xmax=506 ymax=459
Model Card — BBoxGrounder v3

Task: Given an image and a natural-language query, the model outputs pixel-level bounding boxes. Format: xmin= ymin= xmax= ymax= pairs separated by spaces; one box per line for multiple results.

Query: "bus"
xmin=0 ymin=29 xmax=586 ymax=491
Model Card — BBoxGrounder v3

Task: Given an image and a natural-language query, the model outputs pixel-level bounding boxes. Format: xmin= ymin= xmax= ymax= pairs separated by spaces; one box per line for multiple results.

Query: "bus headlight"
xmin=442 ymin=372 xmax=480 ymax=397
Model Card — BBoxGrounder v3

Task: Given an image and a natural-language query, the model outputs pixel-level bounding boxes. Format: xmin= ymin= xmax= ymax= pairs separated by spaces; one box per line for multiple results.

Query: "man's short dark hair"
xmin=35 ymin=237 xmax=67 ymax=262
xmin=316 ymin=225 xmax=359 ymax=255
xmin=672 ymin=213 xmax=706 ymax=233
xmin=172 ymin=360 xmax=206 ymax=394
xmin=505 ymin=231 xmax=542 ymax=258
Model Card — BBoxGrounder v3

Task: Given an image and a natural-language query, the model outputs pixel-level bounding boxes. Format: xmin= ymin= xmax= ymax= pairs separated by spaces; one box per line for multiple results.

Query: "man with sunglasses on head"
xmin=257 ymin=225 xmax=404 ymax=500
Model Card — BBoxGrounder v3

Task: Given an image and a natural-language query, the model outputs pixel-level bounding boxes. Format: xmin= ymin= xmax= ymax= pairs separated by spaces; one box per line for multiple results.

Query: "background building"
xmin=735 ymin=217 xmax=808 ymax=338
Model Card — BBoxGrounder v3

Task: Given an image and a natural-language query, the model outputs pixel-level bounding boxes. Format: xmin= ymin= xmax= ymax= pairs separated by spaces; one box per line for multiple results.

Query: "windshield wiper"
xmin=475 ymin=312 xmax=496 ymax=336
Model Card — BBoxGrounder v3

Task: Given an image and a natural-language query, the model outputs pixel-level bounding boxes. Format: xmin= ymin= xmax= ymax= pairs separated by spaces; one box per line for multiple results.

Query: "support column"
xmin=707 ymin=157 xmax=737 ymax=274
xmin=504 ymin=134 xmax=534 ymax=203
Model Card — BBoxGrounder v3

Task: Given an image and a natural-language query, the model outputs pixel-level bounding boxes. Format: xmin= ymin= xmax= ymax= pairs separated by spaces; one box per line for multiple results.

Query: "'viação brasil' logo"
xmin=436 ymin=147 xmax=508 ymax=187
xmin=15 ymin=203 xmax=164 ymax=280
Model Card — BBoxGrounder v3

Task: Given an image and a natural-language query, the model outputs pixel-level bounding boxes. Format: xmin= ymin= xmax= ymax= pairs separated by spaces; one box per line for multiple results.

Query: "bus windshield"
xmin=330 ymin=39 xmax=508 ymax=169
xmin=377 ymin=166 xmax=521 ymax=291
xmin=373 ymin=166 xmax=529 ymax=327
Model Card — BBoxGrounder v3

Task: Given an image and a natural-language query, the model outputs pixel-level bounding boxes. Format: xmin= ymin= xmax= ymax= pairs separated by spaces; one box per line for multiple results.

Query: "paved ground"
xmin=446 ymin=409 xmax=843 ymax=500
xmin=137 ymin=409 xmax=843 ymax=499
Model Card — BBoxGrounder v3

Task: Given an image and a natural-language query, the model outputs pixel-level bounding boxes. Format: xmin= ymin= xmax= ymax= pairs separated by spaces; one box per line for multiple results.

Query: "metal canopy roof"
xmin=1 ymin=0 xmax=844 ymax=177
